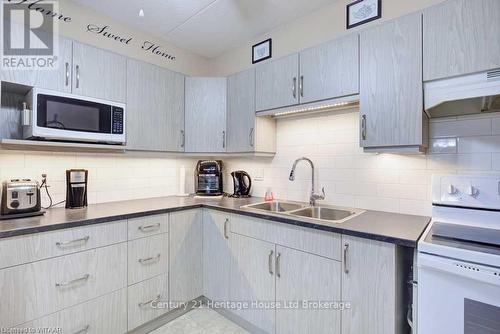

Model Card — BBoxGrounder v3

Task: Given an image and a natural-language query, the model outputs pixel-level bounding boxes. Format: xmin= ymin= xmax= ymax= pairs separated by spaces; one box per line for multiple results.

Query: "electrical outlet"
xmin=254 ymin=168 xmax=264 ymax=181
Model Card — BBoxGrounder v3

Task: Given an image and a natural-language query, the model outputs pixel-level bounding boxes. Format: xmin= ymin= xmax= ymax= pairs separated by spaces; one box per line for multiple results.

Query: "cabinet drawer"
xmin=17 ymin=289 xmax=127 ymax=334
xmin=128 ymin=214 xmax=168 ymax=240
xmin=0 ymin=221 xmax=127 ymax=269
xmin=231 ymin=214 xmax=341 ymax=260
xmin=0 ymin=243 xmax=127 ymax=327
xmin=128 ymin=274 xmax=169 ymax=330
xmin=128 ymin=233 xmax=168 ymax=285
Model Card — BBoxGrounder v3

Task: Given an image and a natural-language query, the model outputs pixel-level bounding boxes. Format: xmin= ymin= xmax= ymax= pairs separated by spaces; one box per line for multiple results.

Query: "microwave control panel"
xmin=112 ymin=107 xmax=124 ymax=134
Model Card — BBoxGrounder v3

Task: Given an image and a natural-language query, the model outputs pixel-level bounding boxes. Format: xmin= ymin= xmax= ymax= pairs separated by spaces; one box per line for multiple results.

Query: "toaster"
xmin=1 ymin=179 xmax=41 ymax=215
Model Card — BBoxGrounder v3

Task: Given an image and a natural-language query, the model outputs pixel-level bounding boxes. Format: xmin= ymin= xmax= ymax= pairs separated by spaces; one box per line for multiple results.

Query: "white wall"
xmin=208 ymin=0 xmax=446 ymax=75
xmin=224 ymin=111 xmax=500 ymax=217
xmin=50 ymin=0 xmax=210 ymax=75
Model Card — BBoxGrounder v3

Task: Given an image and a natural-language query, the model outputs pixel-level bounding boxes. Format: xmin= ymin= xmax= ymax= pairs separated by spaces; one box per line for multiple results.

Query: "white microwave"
xmin=23 ymin=88 xmax=126 ymax=145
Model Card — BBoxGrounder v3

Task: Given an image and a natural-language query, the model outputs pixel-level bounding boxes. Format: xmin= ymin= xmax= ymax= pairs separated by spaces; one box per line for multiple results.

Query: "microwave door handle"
xmin=65 ymin=62 xmax=70 ymax=87
xmin=75 ymin=65 xmax=80 ymax=89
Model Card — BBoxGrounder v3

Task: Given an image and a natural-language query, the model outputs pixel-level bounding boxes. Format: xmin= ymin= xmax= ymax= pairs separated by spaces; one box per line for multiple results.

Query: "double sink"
xmin=242 ymin=201 xmax=365 ymax=224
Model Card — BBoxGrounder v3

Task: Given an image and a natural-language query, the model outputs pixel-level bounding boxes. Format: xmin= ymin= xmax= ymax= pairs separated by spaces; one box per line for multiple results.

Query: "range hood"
xmin=425 ymin=69 xmax=500 ymax=118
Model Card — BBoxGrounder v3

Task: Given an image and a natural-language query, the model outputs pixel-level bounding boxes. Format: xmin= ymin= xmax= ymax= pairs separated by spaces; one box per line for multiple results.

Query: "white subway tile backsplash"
xmin=430 ymin=138 xmax=457 ymax=154
xmin=493 ymin=118 xmax=500 ymax=135
xmin=2 ymin=110 xmax=500 ymax=218
xmin=492 ymin=154 xmax=500 ymax=170
xmin=224 ymin=111 xmax=500 ymax=216
xmin=458 ymin=136 xmax=500 ymax=153
xmin=430 ymin=118 xmax=491 ymax=138
xmin=427 ymin=153 xmax=492 ymax=170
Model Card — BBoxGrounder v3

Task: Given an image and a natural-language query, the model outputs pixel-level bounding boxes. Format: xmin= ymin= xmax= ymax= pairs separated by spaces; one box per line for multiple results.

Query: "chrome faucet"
xmin=289 ymin=157 xmax=325 ymax=206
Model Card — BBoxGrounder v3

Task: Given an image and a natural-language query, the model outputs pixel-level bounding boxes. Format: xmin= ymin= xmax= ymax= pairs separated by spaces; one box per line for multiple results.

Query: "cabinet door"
xmin=169 ymin=209 xmax=203 ymax=305
xmin=0 ymin=22 xmax=72 ymax=92
xmin=424 ymin=0 xmax=500 ymax=81
xmin=165 ymin=72 xmax=185 ymax=152
xmin=185 ymin=77 xmax=227 ymax=153
xmin=229 ymin=233 xmax=275 ymax=334
xmin=21 ymin=289 xmax=127 ymax=334
xmin=72 ymin=42 xmax=126 ymax=102
xmin=299 ymin=34 xmax=359 ymax=104
xmin=275 ymin=245 xmax=341 ymax=334
xmin=360 ymin=13 xmax=423 ymax=148
xmin=256 ymin=54 xmax=299 ymax=112
xmin=227 ymin=69 xmax=256 ymax=153
xmin=342 ymin=236 xmax=396 ymax=334
xmin=126 ymin=59 xmax=184 ymax=152
xmin=203 ymin=210 xmax=231 ymax=302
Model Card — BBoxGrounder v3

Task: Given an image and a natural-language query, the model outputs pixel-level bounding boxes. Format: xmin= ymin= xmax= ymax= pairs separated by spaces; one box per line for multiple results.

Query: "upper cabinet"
xmin=359 ymin=13 xmax=425 ymax=151
xmin=72 ymin=42 xmax=127 ymax=103
xmin=255 ymin=34 xmax=360 ymax=113
xmin=299 ymin=34 xmax=359 ymax=104
xmin=126 ymin=59 xmax=185 ymax=152
xmin=0 ymin=25 xmax=73 ymax=92
xmin=423 ymin=0 xmax=500 ymax=81
xmin=185 ymin=77 xmax=227 ymax=153
xmin=256 ymin=54 xmax=299 ymax=112
xmin=227 ymin=69 xmax=276 ymax=154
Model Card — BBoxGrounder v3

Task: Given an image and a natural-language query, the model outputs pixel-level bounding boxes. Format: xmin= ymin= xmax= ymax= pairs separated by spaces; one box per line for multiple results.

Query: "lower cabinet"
xmin=229 ymin=233 xmax=276 ymax=334
xmin=170 ymin=209 xmax=203 ymax=305
xmin=203 ymin=209 xmax=231 ymax=302
xmin=127 ymin=233 xmax=169 ymax=285
xmin=0 ymin=243 xmax=128 ymax=327
xmin=222 ymin=214 xmax=401 ymax=334
xmin=19 ymin=289 xmax=128 ymax=334
xmin=275 ymin=245 xmax=342 ymax=334
xmin=128 ymin=274 xmax=169 ymax=330
xmin=342 ymin=235 xmax=399 ymax=334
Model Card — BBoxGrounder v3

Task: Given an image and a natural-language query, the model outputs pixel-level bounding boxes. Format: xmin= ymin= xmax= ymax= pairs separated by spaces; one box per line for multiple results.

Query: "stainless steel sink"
xmin=289 ymin=207 xmax=357 ymax=221
xmin=242 ymin=201 xmax=305 ymax=213
xmin=242 ymin=201 xmax=364 ymax=224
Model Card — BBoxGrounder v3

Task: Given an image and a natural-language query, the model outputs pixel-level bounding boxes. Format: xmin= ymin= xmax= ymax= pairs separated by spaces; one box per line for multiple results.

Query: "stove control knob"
xmin=467 ymin=186 xmax=478 ymax=197
xmin=447 ymin=184 xmax=456 ymax=195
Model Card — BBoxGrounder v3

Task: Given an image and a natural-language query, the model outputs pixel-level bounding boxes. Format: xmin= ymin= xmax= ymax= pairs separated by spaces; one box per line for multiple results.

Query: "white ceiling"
xmin=72 ymin=0 xmax=335 ymax=58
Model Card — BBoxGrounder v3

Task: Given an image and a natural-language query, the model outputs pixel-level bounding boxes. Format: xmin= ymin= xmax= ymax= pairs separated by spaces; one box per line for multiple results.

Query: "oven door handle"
xmin=418 ymin=253 xmax=500 ymax=286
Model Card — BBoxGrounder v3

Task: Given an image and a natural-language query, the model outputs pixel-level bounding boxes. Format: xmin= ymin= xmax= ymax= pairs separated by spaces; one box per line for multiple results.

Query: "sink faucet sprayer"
xmin=289 ymin=157 xmax=325 ymax=206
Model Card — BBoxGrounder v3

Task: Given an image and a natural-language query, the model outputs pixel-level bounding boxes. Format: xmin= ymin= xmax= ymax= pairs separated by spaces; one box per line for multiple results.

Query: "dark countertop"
xmin=0 ymin=196 xmax=430 ymax=247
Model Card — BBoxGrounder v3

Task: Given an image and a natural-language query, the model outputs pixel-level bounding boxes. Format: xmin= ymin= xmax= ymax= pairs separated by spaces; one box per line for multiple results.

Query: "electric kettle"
xmin=230 ymin=171 xmax=252 ymax=198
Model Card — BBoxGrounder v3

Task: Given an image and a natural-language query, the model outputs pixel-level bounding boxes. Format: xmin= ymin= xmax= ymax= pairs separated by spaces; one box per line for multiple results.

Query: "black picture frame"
xmin=252 ymin=38 xmax=272 ymax=64
xmin=346 ymin=0 xmax=382 ymax=29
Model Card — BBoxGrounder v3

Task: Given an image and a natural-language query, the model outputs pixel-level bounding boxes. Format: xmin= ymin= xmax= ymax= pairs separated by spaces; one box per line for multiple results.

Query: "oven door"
xmin=418 ymin=253 xmax=500 ymax=334
xmin=31 ymin=90 xmax=125 ymax=144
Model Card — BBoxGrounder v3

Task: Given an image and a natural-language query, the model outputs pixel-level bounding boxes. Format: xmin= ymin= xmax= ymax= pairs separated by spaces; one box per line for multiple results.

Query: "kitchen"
xmin=0 ymin=0 xmax=499 ymax=333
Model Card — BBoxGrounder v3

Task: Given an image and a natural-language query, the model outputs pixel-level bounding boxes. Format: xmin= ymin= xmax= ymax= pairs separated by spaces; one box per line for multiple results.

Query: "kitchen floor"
xmin=151 ymin=308 xmax=249 ymax=334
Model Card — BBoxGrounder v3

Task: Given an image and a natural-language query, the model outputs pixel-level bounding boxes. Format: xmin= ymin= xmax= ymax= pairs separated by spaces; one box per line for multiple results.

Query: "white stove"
xmin=418 ymin=174 xmax=500 ymax=334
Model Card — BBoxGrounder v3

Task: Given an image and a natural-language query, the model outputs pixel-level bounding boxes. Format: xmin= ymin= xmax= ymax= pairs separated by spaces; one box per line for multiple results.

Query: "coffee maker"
xmin=66 ymin=169 xmax=88 ymax=209
xmin=230 ymin=171 xmax=252 ymax=198
xmin=195 ymin=160 xmax=223 ymax=196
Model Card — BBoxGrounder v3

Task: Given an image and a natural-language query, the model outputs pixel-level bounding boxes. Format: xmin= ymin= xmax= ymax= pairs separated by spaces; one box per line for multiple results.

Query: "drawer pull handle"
xmin=223 ymin=218 xmax=229 ymax=239
xmin=138 ymin=254 xmax=161 ymax=264
xmin=55 ymin=274 xmax=90 ymax=288
xmin=56 ymin=236 xmax=90 ymax=248
xmin=276 ymin=252 xmax=282 ymax=278
xmin=138 ymin=294 xmax=161 ymax=308
xmin=268 ymin=250 xmax=274 ymax=275
xmin=72 ymin=325 xmax=90 ymax=334
xmin=138 ymin=223 xmax=161 ymax=232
